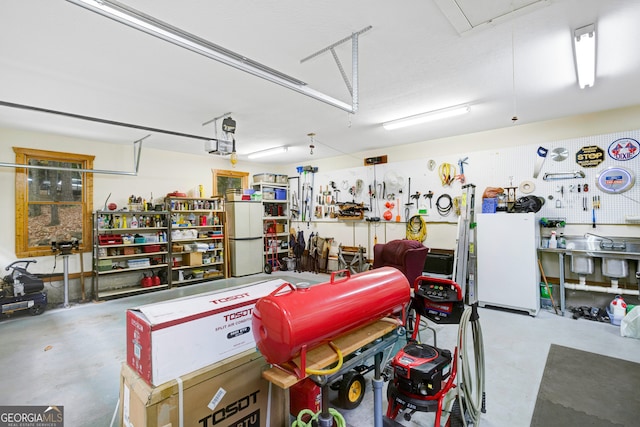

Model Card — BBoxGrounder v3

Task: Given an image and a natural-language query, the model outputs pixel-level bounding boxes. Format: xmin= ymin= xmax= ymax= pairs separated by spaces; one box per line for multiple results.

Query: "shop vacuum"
xmin=386 ymin=276 xmax=486 ymax=426
xmin=0 ymin=260 xmax=47 ymax=317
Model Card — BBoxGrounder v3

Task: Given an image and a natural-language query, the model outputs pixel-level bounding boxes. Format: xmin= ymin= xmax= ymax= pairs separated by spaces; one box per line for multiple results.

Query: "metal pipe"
xmin=0 ymin=100 xmax=213 ymax=141
xmin=583 ymin=233 xmax=614 ymax=244
xmin=63 ymin=254 xmax=70 ymax=308
xmin=0 ymin=135 xmax=146 ymax=176
xmin=373 ymin=378 xmax=384 ymax=427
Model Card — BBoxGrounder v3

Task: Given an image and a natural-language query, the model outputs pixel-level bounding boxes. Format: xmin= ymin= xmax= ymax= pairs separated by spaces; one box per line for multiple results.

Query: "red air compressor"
xmin=386 ymin=276 xmax=486 ymax=426
xmin=252 ymin=267 xmax=410 ymax=368
xmin=253 ymin=267 xmax=411 ymax=426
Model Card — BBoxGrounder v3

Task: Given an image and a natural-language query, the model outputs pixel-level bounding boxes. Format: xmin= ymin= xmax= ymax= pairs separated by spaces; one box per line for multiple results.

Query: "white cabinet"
xmin=227 ymin=201 xmax=263 ymax=276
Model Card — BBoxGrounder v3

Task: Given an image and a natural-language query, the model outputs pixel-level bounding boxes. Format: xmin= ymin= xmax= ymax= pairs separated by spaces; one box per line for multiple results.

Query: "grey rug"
xmin=530 ymin=344 xmax=640 ymax=427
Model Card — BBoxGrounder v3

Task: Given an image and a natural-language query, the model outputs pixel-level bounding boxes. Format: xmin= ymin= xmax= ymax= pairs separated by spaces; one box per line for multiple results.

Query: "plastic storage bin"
xmin=274 ymin=188 xmax=287 ymax=200
xmin=253 ymin=173 xmax=275 ymax=184
xmin=262 ymin=190 xmax=275 ymax=200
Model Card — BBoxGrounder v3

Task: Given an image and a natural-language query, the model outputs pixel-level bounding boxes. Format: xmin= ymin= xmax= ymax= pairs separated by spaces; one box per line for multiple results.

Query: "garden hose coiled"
xmin=292 ymin=408 xmax=346 ymax=427
xmin=456 ymin=305 xmax=486 ymax=427
xmin=406 ymin=215 xmax=427 ymax=241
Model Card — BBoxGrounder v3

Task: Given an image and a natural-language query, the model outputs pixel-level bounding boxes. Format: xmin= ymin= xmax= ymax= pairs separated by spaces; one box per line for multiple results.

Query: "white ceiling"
xmin=1 ymin=0 xmax=640 ymax=165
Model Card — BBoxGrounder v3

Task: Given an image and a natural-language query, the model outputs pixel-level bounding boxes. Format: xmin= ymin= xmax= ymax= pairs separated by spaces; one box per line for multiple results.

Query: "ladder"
xmin=453 ymin=183 xmax=478 ymax=304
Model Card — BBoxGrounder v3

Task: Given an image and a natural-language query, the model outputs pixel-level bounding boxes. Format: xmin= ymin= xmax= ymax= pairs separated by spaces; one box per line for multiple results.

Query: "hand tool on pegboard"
xmin=404 ymin=177 xmax=413 ymax=221
xmin=533 ymin=146 xmax=548 ymax=178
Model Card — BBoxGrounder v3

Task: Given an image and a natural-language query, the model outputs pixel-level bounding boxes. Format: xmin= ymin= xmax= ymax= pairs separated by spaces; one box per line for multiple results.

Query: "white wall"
xmin=0 ymin=127 xmax=286 ymax=284
xmin=285 ymin=105 xmax=640 ymax=265
xmin=2 ymin=104 xmax=640 ymax=298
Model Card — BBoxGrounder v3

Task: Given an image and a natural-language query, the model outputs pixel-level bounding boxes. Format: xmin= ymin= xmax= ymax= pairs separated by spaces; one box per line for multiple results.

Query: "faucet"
xmin=583 ymin=233 xmax=614 ymax=243
xmin=583 ymin=233 xmax=626 ymax=250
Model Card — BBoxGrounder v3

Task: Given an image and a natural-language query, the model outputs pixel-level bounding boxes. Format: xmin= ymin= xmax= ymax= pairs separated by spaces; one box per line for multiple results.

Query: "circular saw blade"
xmin=550 ymin=147 xmax=569 ymax=161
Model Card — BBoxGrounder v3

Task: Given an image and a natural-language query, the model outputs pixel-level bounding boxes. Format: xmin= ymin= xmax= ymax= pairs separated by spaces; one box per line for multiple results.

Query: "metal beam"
xmin=300 ymin=26 xmax=371 ymax=114
xmin=0 ymin=136 xmax=147 ymax=176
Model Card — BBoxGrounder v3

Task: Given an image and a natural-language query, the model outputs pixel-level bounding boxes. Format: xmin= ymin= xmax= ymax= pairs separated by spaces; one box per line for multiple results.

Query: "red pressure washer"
xmin=385 ymin=276 xmax=486 ymax=426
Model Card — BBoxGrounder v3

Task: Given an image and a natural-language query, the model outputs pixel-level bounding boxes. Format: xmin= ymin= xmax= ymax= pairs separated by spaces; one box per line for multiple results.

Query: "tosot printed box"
xmin=125 ymin=279 xmax=286 ymax=386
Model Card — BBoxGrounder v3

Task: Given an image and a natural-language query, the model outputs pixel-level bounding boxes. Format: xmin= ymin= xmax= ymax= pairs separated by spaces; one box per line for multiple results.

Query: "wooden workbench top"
xmin=262 ymin=318 xmax=400 ymax=389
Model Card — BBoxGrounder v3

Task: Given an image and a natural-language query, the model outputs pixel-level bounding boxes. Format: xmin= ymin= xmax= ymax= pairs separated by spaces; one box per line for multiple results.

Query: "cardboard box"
xmin=119 ymin=350 xmax=288 ymax=427
xmin=123 ymin=247 xmax=136 ymax=255
xmin=126 ymin=279 xmax=286 ymax=386
xmin=182 ymin=252 xmax=202 ymax=266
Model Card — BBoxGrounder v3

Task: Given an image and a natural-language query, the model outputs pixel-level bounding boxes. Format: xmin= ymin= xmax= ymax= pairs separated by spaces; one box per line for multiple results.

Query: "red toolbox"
xmin=98 ymin=234 xmax=123 ymax=245
xmin=143 ymin=244 xmax=161 ymax=253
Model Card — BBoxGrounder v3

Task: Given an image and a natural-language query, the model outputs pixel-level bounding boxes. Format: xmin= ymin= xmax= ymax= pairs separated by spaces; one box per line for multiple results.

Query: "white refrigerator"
xmin=227 ymin=201 xmax=264 ymax=277
xmin=476 ymin=212 xmax=540 ymax=316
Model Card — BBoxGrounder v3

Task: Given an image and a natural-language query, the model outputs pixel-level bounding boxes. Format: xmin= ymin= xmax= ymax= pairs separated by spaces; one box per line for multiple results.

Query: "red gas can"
xmin=290 ymin=378 xmax=321 ymax=417
xmin=252 ymin=267 xmax=410 ymax=365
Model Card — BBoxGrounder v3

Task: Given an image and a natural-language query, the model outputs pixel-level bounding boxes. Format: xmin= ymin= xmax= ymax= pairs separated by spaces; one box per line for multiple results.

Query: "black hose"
xmin=436 ymin=194 xmax=453 ymax=216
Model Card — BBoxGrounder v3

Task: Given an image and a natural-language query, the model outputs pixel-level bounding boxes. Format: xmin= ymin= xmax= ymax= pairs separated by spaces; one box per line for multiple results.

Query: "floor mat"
xmin=530 ymin=344 xmax=640 ymax=427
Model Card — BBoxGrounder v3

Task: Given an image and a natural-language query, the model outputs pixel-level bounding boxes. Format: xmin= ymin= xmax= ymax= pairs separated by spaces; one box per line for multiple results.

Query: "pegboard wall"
xmin=294 ymin=129 xmax=640 ymax=225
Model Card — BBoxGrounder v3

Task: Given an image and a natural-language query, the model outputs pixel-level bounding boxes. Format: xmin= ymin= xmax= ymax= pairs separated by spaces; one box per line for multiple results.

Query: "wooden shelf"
xmin=262 ymin=319 xmax=398 ymax=389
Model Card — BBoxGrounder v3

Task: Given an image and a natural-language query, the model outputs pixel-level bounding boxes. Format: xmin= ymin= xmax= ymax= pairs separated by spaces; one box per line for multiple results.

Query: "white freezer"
xmin=476 ymin=212 xmax=540 ymax=316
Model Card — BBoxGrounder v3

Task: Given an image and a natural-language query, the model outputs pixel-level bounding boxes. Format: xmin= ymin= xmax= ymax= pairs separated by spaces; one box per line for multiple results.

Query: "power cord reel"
xmin=406 ymin=215 xmax=427 ymax=242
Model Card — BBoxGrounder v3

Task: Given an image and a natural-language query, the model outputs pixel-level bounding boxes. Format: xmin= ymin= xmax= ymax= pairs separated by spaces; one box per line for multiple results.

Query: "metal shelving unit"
xmin=165 ymin=196 xmax=227 ymax=286
xmin=253 ymin=181 xmax=290 ymax=269
xmin=92 ymin=210 xmax=170 ymax=300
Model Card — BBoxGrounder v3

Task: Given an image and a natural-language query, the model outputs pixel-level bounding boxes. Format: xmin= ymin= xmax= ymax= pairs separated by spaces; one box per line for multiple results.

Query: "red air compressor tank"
xmin=252 ymin=267 xmax=410 ymax=365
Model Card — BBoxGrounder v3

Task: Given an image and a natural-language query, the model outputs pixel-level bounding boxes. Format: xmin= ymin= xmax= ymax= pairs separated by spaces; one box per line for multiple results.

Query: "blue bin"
xmin=275 ymin=188 xmax=287 ymax=200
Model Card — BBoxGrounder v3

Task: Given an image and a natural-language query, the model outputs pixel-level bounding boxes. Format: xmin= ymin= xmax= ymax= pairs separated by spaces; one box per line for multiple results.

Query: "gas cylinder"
xmin=252 ymin=267 xmax=411 ymax=365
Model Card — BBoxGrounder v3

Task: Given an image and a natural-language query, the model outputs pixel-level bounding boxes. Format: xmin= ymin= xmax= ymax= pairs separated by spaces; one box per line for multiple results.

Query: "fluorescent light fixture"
xmin=573 ymin=24 xmax=596 ymax=89
xmin=66 ymin=0 xmax=355 ymax=113
xmin=247 ymin=146 xmax=288 ymax=160
xmin=382 ymin=104 xmax=471 ymax=130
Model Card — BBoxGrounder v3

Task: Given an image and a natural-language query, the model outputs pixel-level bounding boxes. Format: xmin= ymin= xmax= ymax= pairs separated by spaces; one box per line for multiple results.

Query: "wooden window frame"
xmin=14 ymin=147 xmax=94 ymax=257
xmin=212 ymin=169 xmax=249 ymax=197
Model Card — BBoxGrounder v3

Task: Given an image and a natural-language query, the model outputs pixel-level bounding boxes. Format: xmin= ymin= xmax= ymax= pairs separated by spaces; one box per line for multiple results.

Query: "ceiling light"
xmin=573 ymin=24 xmax=596 ymax=89
xmin=382 ymin=104 xmax=471 ymax=130
xmin=247 ymin=146 xmax=288 ymax=160
xmin=66 ymin=0 xmax=355 ymax=113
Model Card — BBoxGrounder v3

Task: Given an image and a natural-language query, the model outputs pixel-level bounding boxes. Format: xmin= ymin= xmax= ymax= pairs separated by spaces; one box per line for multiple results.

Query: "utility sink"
xmin=564 ymin=234 xmax=640 ymax=284
xmin=565 ymin=234 xmax=640 ymax=258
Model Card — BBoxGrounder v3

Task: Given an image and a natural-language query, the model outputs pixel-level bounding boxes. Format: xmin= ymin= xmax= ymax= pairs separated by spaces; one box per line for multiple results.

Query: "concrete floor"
xmin=1 ymin=271 xmax=639 ymax=427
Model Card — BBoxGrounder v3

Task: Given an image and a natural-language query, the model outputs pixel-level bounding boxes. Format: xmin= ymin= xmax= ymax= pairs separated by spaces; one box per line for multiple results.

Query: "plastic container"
xmin=262 ymin=190 xmax=275 ymax=200
xmin=274 ymin=188 xmax=287 ymax=200
xmin=548 ymin=231 xmax=558 ymax=249
xmin=609 ymin=295 xmax=627 ymax=325
xmin=482 ymin=198 xmax=497 ymax=213
xmin=127 ymin=258 xmax=150 ymax=268
xmin=274 ymin=174 xmax=288 ymax=184
xmin=253 ymin=173 xmax=275 ymax=184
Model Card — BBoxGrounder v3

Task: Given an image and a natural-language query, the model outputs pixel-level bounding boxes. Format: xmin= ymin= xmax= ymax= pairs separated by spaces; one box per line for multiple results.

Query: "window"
xmin=212 ymin=169 xmax=248 ymax=197
xmin=14 ymin=148 xmax=94 ymax=257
